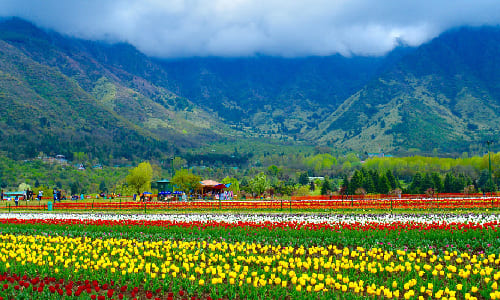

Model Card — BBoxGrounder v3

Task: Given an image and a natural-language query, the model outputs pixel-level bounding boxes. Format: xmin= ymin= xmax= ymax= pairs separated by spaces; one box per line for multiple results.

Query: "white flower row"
xmin=1 ymin=212 xmax=499 ymax=225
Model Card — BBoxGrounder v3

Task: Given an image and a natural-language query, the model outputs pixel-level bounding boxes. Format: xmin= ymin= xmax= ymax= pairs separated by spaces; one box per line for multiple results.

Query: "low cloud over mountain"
xmin=1 ymin=0 xmax=499 ymax=57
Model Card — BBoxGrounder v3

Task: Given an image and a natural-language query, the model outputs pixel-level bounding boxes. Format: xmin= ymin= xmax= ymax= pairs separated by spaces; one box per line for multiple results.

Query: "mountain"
xmin=307 ymin=27 xmax=500 ymax=154
xmin=155 ymin=29 xmax=500 ymax=154
xmin=0 ymin=17 xmax=499 ymax=163
xmin=156 ymin=55 xmax=386 ymax=137
xmin=0 ymin=18 xmax=233 ymax=162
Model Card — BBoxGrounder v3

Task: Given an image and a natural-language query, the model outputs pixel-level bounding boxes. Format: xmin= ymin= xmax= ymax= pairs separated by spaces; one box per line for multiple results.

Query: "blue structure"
xmin=157 ymin=179 xmax=174 ymax=200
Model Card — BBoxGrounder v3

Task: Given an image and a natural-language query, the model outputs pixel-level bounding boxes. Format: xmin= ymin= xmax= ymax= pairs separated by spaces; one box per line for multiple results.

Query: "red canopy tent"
xmin=200 ymin=180 xmax=226 ymax=195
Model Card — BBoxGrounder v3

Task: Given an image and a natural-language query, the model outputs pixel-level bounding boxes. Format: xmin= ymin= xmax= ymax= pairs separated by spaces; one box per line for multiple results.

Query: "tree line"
xmin=0 ymin=151 xmax=498 ymax=197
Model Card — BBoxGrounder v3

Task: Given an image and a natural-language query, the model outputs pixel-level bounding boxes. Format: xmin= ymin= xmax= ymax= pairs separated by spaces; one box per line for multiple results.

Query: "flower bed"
xmin=4 ymin=197 xmax=500 ymax=212
xmin=0 ymin=213 xmax=498 ymax=299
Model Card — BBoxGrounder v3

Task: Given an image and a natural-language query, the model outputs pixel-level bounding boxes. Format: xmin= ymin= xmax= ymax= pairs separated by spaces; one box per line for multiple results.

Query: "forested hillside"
xmin=0 ymin=18 xmax=231 ymax=162
xmin=0 ymin=18 xmax=499 ymax=164
xmin=309 ymin=27 xmax=500 ymax=154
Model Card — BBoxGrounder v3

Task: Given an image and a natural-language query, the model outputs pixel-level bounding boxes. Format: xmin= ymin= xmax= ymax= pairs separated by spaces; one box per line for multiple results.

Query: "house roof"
xmin=200 ymin=180 xmax=221 ymax=187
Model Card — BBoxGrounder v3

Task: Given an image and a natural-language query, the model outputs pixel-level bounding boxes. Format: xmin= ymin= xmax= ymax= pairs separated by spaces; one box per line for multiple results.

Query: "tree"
xmin=126 ymin=162 xmax=153 ymax=195
xmin=443 ymin=173 xmax=454 ymax=193
xmin=267 ymin=165 xmax=281 ymax=177
xmin=240 ymin=177 xmax=249 ymax=191
xmin=294 ymin=185 xmax=310 ymax=196
xmin=478 ymin=169 xmax=492 ymax=192
xmin=298 ymin=172 xmax=309 ymax=186
xmin=18 ymin=183 xmax=31 ymax=191
xmin=340 ymin=174 xmax=350 ymax=195
xmin=484 ymin=178 xmax=497 ymax=193
xmin=386 ymin=170 xmax=397 ymax=189
xmin=70 ymin=181 xmax=81 ymax=195
xmin=367 ymin=170 xmax=379 ymax=193
xmin=422 ymin=173 xmax=434 ymax=192
xmin=222 ymin=177 xmax=240 ymax=193
xmin=274 ymin=179 xmax=296 ymax=196
xmin=309 ymin=181 xmax=316 ymax=191
xmin=349 ymin=170 xmax=363 ymax=195
xmin=431 ymin=172 xmax=443 ymax=192
xmin=321 ymin=179 xmax=331 ymax=195
xmin=409 ymin=172 xmax=423 ymax=194
xmin=172 ymin=157 xmax=187 ymax=171
xmin=99 ymin=180 xmax=107 ymax=192
xmin=364 ymin=172 xmax=376 ymax=193
xmin=171 ymin=169 xmax=202 ymax=194
xmin=377 ymin=173 xmax=391 ymax=194
xmin=249 ymin=172 xmax=269 ymax=196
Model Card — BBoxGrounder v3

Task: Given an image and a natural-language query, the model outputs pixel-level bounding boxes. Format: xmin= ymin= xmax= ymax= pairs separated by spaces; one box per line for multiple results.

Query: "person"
xmin=0 ymin=189 xmax=3 ymax=201
xmin=182 ymin=192 xmax=187 ymax=202
xmin=80 ymin=193 xmax=84 ymax=201
xmin=133 ymin=194 xmax=137 ymax=201
xmin=38 ymin=190 xmax=43 ymax=201
xmin=14 ymin=196 xmax=18 ymax=207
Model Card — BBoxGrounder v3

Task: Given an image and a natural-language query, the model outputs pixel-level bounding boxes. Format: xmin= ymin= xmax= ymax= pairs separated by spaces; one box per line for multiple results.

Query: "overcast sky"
xmin=1 ymin=0 xmax=499 ymax=58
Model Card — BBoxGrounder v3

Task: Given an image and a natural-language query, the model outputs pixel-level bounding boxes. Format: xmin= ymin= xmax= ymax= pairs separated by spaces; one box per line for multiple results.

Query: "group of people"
xmin=23 ymin=189 xmax=34 ymax=200
xmin=134 ymin=193 xmax=153 ymax=202
xmin=53 ymin=189 xmax=65 ymax=202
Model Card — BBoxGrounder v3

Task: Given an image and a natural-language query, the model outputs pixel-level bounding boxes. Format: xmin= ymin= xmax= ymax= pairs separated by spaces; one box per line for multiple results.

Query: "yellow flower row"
xmin=0 ymin=233 xmax=498 ymax=299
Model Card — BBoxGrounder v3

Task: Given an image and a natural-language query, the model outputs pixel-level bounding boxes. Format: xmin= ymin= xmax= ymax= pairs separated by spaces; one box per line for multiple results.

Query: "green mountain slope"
xmin=1 ymin=18 xmax=500 ymax=162
xmin=0 ymin=18 xmax=235 ymax=162
xmin=309 ymin=27 xmax=500 ymax=154
xmin=0 ymin=38 xmax=169 ymax=161
xmin=156 ymin=55 xmax=390 ymax=139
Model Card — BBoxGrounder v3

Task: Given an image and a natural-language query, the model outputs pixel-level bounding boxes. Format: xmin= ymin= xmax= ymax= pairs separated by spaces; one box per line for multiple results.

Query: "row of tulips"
xmin=0 ymin=214 xmax=499 ymax=232
xmin=0 ymin=271 xmax=203 ymax=300
xmin=4 ymin=197 xmax=499 ymax=211
xmin=0 ymin=213 xmax=498 ymax=299
xmin=0 ymin=228 xmax=498 ymax=299
xmin=292 ymin=193 xmax=500 ymax=200
xmin=2 ymin=214 xmax=498 ymax=254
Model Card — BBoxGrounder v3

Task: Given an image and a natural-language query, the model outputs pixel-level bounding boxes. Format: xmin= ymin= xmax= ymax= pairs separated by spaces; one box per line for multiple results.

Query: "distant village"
xmin=36 ymin=155 xmax=102 ymax=170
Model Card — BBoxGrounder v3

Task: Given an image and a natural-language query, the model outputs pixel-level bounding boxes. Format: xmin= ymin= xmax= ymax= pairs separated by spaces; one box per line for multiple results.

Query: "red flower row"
xmin=0 ymin=272 xmax=156 ymax=299
xmin=9 ymin=197 xmax=499 ymax=211
xmin=0 ymin=217 xmax=497 ymax=233
xmin=0 ymin=272 xmax=220 ymax=300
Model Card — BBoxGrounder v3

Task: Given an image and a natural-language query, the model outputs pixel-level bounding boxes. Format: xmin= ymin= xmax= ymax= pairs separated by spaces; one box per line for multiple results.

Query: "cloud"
xmin=0 ymin=0 xmax=499 ymax=58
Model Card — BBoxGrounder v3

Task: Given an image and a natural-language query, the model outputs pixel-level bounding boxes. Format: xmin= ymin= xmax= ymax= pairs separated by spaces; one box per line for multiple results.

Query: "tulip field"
xmin=5 ymin=196 xmax=500 ymax=213
xmin=0 ymin=212 xmax=499 ymax=299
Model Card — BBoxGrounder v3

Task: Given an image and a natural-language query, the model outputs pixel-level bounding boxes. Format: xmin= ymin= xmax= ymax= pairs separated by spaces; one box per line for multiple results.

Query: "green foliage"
xmin=346 ymin=168 xmax=401 ymax=195
xmin=298 ymin=172 xmax=309 ymax=186
xmin=305 ymin=154 xmax=337 ymax=173
xmin=171 ymin=169 xmax=202 ymax=194
xmin=274 ymin=180 xmax=296 ymax=196
xmin=221 ymin=177 xmax=240 ymax=193
xmin=249 ymin=173 xmax=269 ymax=196
xmin=294 ymin=185 xmax=310 ymax=196
xmin=1 ymin=19 xmax=500 ymax=166
xmin=320 ymin=178 xmax=333 ymax=195
xmin=126 ymin=162 xmax=153 ymax=195
xmin=18 ymin=183 xmax=31 ymax=191
xmin=266 ymin=165 xmax=281 ymax=177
